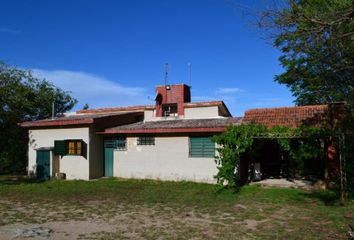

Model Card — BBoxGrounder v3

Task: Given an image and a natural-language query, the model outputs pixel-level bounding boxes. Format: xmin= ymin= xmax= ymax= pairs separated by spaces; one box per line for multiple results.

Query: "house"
xmin=21 ymin=84 xmax=242 ymax=182
xmin=21 ymin=84 xmax=343 ymax=183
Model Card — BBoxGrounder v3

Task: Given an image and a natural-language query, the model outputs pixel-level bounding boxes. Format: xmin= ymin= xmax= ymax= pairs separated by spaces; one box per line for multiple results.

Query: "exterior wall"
xmin=28 ymin=127 xmax=90 ymax=180
xmin=89 ymin=128 xmax=103 ymax=179
xmin=155 ymin=84 xmax=191 ymax=117
xmin=144 ymin=110 xmax=155 ymax=121
xmin=184 ymin=106 xmax=221 ymax=119
xmin=114 ymin=136 xmax=217 ymax=183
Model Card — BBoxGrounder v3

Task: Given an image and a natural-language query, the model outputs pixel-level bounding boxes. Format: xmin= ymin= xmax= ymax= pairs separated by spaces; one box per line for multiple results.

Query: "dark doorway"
xmin=253 ymin=140 xmax=282 ymax=179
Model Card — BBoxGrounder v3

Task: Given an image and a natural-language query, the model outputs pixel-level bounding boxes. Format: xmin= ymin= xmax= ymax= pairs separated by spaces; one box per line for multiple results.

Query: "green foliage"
xmin=341 ymin=103 xmax=354 ymax=197
xmin=82 ymin=103 xmax=90 ymax=110
xmin=265 ymin=0 xmax=354 ymax=105
xmin=213 ymin=123 xmax=267 ymax=188
xmin=345 ymin=128 xmax=354 ymax=197
xmin=213 ymin=123 xmax=336 ymax=188
xmin=257 ymin=0 xmax=354 ymax=196
xmin=0 ymin=62 xmax=77 ymax=174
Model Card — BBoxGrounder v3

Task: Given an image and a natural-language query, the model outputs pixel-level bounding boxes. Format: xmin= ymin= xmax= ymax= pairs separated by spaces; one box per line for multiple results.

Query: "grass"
xmin=0 ymin=176 xmax=353 ymax=239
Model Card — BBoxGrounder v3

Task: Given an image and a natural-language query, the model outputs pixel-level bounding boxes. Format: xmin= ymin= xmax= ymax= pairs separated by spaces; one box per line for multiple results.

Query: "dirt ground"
xmin=0 ymin=198 xmax=350 ymax=240
xmin=0 ymin=178 xmax=352 ymax=239
xmin=0 ymin=199 xmax=276 ymax=240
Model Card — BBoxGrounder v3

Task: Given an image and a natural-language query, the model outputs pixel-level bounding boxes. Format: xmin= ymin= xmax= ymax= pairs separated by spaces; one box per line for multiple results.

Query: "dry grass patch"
xmin=0 ymin=177 xmax=353 ymax=239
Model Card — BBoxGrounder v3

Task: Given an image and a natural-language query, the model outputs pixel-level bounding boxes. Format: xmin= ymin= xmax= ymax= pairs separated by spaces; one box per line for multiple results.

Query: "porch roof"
xmin=99 ymin=117 xmax=242 ymax=134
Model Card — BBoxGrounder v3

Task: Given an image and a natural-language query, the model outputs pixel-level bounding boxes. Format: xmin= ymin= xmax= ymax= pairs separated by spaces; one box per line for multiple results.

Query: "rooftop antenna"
xmin=188 ymin=63 xmax=192 ymax=88
xmin=164 ymin=63 xmax=169 ymax=86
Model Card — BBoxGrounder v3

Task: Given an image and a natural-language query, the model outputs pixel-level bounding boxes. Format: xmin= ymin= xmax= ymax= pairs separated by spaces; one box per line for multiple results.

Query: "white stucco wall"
xmin=184 ymin=106 xmax=220 ymax=119
xmin=144 ymin=110 xmax=155 ymax=121
xmin=28 ymin=127 xmax=90 ymax=180
xmin=114 ymin=136 xmax=217 ymax=183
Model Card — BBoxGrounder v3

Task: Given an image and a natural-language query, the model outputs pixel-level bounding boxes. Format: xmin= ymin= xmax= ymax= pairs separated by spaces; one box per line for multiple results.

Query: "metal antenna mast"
xmin=164 ymin=63 xmax=169 ymax=86
xmin=188 ymin=63 xmax=192 ymax=87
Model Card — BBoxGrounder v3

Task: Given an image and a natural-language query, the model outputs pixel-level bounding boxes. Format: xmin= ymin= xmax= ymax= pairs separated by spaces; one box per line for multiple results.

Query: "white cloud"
xmin=192 ymin=87 xmax=243 ymax=103
xmin=215 ymin=87 xmax=243 ymax=94
xmin=32 ymin=69 xmax=151 ymax=110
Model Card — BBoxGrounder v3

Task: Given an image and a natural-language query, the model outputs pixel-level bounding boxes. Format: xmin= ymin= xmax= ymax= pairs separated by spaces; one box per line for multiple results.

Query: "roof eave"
xmin=20 ymin=119 xmax=94 ymax=128
xmin=76 ymin=105 xmax=155 ymax=114
xmin=97 ymin=127 xmax=227 ymax=134
xmin=183 ymin=101 xmax=232 ymax=117
xmin=220 ymin=101 xmax=232 ymax=117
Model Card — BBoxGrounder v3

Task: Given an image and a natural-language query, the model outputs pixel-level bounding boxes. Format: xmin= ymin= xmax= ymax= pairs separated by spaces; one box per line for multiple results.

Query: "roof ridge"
xmin=184 ymin=100 xmax=223 ymax=105
xmin=76 ymin=105 xmax=155 ymax=114
xmin=245 ymin=104 xmax=328 ymax=113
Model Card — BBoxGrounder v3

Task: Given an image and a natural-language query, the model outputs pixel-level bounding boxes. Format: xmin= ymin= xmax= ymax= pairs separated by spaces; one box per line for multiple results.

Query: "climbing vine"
xmin=213 ymin=123 xmax=267 ymax=188
xmin=213 ymin=123 xmax=336 ymax=189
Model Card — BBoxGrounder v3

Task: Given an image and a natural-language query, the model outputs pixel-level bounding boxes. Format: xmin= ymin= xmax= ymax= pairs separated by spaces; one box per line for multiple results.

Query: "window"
xmin=104 ymin=137 xmax=126 ymax=150
xmin=137 ymin=136 xmax=155 ymax=145
xmin=54 ymin=139 xmax=86 ymax=156
xmin=162 ymin=103 xmax=178 ymax=117
xmin=115 ymin=137 xmax=126 ymax=150
xmin=189 ymin=137 xmax=215 ymax=158
xmin=67 ymin=140 xmax=82 ymax=155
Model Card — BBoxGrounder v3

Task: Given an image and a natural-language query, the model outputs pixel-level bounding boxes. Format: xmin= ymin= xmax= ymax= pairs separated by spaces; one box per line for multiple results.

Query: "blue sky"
xmin=0 ymin=0 xmax=294 ymax=116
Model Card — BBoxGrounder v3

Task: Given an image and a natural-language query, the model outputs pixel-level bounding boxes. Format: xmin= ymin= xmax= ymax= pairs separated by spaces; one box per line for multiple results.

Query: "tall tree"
xmin=256 ymin=0 xmax=354 ymax=197
xmin=0 ymin=62 xmax=77 ymax=173
xmin=257 ymin=0 xmax=353 ymax=105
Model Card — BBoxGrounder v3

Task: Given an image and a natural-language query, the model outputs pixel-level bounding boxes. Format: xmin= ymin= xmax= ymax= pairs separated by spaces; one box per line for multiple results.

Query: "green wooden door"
xmin=104 ymin=141 xmax=114 ymax=177
xmin=36 ymin=150 xmax=50 ymax=180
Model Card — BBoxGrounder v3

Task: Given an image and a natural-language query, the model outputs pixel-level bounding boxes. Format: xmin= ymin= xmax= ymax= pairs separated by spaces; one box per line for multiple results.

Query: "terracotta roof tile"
xmin=243 ymin=105 xmax=329 ymax=128
xmin=76 ymin=101 xmax=232 ymax=117
xmin=100 ymin=117 xmax=242 ymax=134
xmin=20 ymin=112 xmax=141 ymax=128
xmin=76 ymin=105 xmax=155 ymax=114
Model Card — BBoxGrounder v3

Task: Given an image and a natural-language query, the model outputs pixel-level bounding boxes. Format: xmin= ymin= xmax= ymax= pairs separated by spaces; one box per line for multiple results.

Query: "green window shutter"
xmin=189 ymin=137 xmax=215 ymax=158
xmin=115 ymin=137 xmax=126 ymax=150
xmin=104 ymin=140 xmax=116 ymax=148
xmin=104 ymin=137 xmax=126 ymax=150
xmin=54 ymin=140 xmax=67 ymax=156
xmin=80 ymin=140 xmax=87 ymax=158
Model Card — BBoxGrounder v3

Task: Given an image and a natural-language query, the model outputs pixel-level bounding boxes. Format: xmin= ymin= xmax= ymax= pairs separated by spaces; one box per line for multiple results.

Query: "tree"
xmin=82 ymin=103 xmax=90 ymax=110
xmin=256 ymin=0 xmax=354 ymax=197
xmin=257 ymin=0 xmax=353 ymax=105
xmin=0 ymin=62 xmax=77 ymax=173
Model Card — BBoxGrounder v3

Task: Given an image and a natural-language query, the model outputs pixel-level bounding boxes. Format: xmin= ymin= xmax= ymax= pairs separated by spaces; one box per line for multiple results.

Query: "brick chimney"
xmin=155 ymin=84 xmax=191 ymax=117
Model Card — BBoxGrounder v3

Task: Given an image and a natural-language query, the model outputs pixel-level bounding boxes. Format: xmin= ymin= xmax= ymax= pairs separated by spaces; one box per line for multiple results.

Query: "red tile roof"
xmin=243 ymin=105 xmax=329 ymax=128
xmin=76 ymin=105 xmax=155 ymax=114
xmin=75 ymin=101 xmax=232 ymax=116
xmin=99 ymin=117 xmax=242 ymax=134
xmin=20 ymin=112 xmax=142 ymax=128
